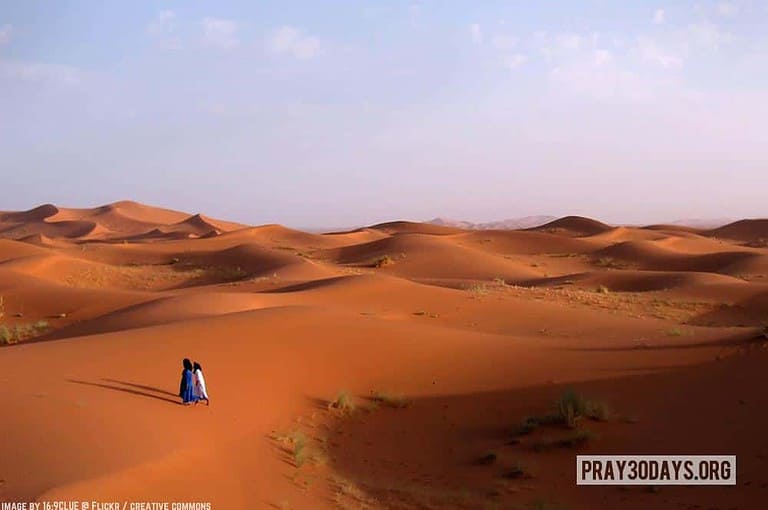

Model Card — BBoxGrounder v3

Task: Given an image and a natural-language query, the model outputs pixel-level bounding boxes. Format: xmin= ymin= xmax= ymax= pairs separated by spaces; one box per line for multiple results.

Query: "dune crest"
xmin=532 ymin=215 xmax=614 ymax=236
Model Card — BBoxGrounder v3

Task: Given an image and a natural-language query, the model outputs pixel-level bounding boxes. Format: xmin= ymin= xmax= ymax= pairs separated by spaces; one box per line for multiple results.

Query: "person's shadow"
xmin=67 ymin=378 xmax=180 ymax=405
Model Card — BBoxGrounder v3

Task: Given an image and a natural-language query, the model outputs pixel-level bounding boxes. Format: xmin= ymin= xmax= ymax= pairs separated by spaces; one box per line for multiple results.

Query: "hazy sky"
xmin=1 ymin=1 xmax=766 ymax=227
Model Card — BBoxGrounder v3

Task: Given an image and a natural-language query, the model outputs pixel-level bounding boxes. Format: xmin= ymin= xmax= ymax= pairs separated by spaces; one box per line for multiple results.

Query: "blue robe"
xmin=179 ymin=369 xmax=198 ymax=403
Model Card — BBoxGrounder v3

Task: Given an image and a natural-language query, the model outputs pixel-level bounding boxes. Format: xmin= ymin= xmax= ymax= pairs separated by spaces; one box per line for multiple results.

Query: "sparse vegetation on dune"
xmin=373 ymin=255 xmax=394 ymax=268
xmin=0 ymin=320 xmax=50 ymax=345
xmin=493 ymin=283 xmax=716 ymax=323
xmin=0 ymin=325 xmax=11 ymax=345
xmin=328 ymin=391 xmax=357 ymax=415
xmin=331 ymin=476 xmax=379 ymax=509
xmin=666 ymin=326 xmax=694 ymax=337
xmin=275 ymin=430 xmax=303 ymax=467
xmin=592 ymin=256 xmax=631 ymax=269
xmin=465 ymin=281 xmax=489 ymax=296
xmin=58 ymin=261 xmax=255 ymax=291
xmin=511 ymin=389 xmax=612 ymax=435
xmin=555 ymin=388 xmax=611 ymax=427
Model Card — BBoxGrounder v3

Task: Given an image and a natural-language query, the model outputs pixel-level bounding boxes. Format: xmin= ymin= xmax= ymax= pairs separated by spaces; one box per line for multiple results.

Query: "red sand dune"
xmin=531 ymin=215 xmax=614 ymax=237
xmin=707 ymin=218 xmax=768 ymax=243
xmin=369 ymin=220 xmax=467 ymax=235
xmin=0 ymin=202 xmax=766 ymax=509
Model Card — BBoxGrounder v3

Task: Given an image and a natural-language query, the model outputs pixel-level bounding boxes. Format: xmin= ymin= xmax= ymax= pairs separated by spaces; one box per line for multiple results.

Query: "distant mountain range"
xmin=428 ymin=216 xmax=557 ymax=230
xmin=666 ymin=218 xmax=736 ymax=229
xmin=428 ymin=216 xmax=738 ymax=230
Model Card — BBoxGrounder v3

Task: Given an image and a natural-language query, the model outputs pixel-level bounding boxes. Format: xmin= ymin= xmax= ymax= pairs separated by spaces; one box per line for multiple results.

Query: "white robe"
xmin=194 ymin=369 xmax=209 ymax=400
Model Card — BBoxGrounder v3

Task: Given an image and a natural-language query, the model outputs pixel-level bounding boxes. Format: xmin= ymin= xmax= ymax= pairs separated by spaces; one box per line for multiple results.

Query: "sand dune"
xmin=43 ymin=292 xmax=279 ymax=339
xmin=214 ymin=224 xmax=354 ymax=249
xmin=49 ymin=200 xmax=192 ymax=227
xmin=369 ymin=220 xmax=466 ymax=235
xmin=532 ymin=215 xmax=614 ymax=236
xmin=707 ymin=218 xmax=768 ymax=244
xmin=454 ymin=229 xmax=600 ymax=254
xmin=167 ymin=213 xmax=246 ymax=236
xmin=0 ymin=238 xmax=53 ymax=261
xmin=642 ymin=223 xmax=705 ymax=234
xmin=327 ymin=233 xmax=542 ymax=282
xmin=0 ymin=203 xmax=61 ymax=223
xmin=593 ymin=239 xmax=767 ymax=275
xmin=588 ymin=225 xmax=668 ymax=242
xmin=0 ymin=201 xmax=246 ymax=242
xmin=525 ymin=269 xmax=747 ymax=292
xmin=0 ymin=203 xmax=766 ymax=509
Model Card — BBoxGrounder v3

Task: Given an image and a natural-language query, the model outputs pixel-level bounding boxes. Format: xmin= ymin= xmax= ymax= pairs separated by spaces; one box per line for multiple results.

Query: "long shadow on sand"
xmin=67 ymin=379 xmax=181 ymax=405
xmin=102 ymin=378 xmax=179 ymax=398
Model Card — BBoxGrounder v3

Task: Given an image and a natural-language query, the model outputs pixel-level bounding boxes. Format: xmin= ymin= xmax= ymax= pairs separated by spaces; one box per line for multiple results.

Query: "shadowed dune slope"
xmin=531 ymin=215 xmax=614 ymax=236
xmin=0 ymin=203 xmax=61 ymax=223
xmin=594 ymin=240 xmax=768 ymax=274
xmin=368 ymin=220 xmax=466 ymax=235
xmin=707 ymin=218 xmax=768 ymax=244
xmin=524 ymin=269 xmax=748 ymax=292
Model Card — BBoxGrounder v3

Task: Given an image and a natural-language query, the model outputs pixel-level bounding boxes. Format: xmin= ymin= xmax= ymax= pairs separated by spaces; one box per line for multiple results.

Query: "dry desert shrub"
xmin=0 ymin=320 xmax=50 ymax=345
xmin=511 ymin=389 xmax=611 ymax=437
xmin=328 ymin=391 xmax=357 ymax=415
xmin=0 ymin=325 xmax=12 ymax=345
xmin=373 ymin=255 xmax=394 ymax=268
xmin=465 ymin=282 xmax=489 ymax=296
xmin=272 ymin=430 xmax=322 ymax=468
xmin=556 ymin=388 xmax=611 ymax=426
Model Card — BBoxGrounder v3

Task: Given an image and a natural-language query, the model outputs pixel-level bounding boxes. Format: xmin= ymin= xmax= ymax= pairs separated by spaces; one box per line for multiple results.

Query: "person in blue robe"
xmin=179 ymin=358 xmax=198 ymax=405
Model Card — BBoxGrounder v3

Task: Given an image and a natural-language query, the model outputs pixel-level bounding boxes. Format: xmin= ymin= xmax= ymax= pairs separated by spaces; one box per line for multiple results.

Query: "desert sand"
xmin=0 ymin=201 xmax=766 ymax=509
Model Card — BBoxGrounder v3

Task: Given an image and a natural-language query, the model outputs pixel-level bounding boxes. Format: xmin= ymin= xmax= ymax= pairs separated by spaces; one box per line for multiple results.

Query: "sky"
xmin=1 ymin=1 xmax=766 ymax=228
